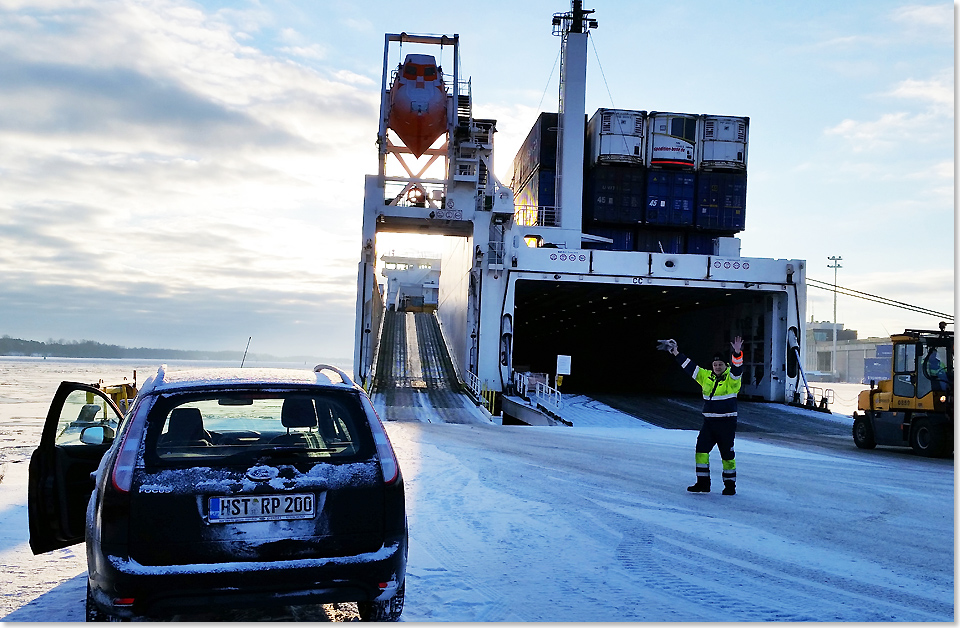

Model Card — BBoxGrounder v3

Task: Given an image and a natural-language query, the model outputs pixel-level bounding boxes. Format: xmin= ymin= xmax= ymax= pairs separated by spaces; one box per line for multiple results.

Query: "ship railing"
xmin=788 ymin=384 xmax=834 ymax=410
xmin=464 ymin=370 xmax=483 ymax=400
xmin=516 ymin=372 xmax=562 ymax=412
xmin=535 ymin=381 xmax=563 ymax=412
xmin=487 ymin=240 xmax=505 ymax=266
xmin=514 ymin=204 xmax=560 ymax=227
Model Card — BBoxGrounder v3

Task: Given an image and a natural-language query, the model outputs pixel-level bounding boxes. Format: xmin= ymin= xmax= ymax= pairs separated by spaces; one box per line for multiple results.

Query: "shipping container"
xmin=696 ymin=171 xmax=747 ymax=232
xmin=586 ymin=108 xmax=645 ymax=166
xmin=875 ymin=344 xmax=893 ymax=358
xmin=511 ymin=112 xmax=559 ymax=193
xmin=645 ymin=112 xmax=699 ymax=169
xmin=582 ymin=226 xmax=635 ymax=251
xmin=645 ymin=170 xmax=695 ymax=227
xmin=634 ymin=228 xmax=685 ymax=254
xmin=583 ymin=164 xmax=645 ymax=225
xmin=699 ymin=115 xmax=749 ymax=171
xmin=864 ymin=356 xmax=891 ymax=383
xmin=685 ymin=232 xmax=716 ymax=255
xmin=514 ymin=167 xmax=556 ymax=227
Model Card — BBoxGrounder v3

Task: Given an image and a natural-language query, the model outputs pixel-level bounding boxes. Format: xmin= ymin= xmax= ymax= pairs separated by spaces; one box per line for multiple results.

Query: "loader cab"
xmin=891 ymin=330 xmax=953 ymax=411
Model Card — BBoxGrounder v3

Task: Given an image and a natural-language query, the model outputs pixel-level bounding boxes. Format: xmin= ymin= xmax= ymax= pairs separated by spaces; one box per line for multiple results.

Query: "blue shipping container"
xmin=864 ymin=356 xmax=891 ymax=382
xmin=875 ymin=344 xmax=893 ymax=358
xmin=584 ymin=165 xmax=645 ymax=225
xmin=696 ymin=171 xmax=747 ymax=232
xmin=515 ymin=167 xmax=556 ymax=210
xmin=634 ymin=228 xmax=684 ymax=254
xmin=645 ymin=170 xmax=695 ymax=226
xmin=583 ymin=226 xmax=634 ymax=251
xmin=686 ymin=232 xmax=716 ymax=255
xmin=512 ymin=113 xmax=558 ymax=193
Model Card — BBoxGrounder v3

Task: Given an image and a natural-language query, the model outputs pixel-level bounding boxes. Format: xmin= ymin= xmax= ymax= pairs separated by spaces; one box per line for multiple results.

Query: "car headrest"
xmin=281 ymin=397 xmax=317 ymax=429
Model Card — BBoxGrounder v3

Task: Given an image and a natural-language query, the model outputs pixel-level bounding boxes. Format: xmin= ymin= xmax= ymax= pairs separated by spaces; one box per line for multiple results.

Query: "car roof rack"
xmin=313 ymin=364 xmax=355 ymax=387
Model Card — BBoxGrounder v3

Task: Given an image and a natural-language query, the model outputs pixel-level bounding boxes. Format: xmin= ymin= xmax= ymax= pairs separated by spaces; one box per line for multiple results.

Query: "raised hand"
xmin=731 ymin=336 xmax=743 ymax=354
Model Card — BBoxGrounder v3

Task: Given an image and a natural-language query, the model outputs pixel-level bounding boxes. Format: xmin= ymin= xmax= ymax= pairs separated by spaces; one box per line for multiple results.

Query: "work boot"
xmin=722 ymin=481 xmax=736 ymax=496
xmin=687 ymin=478 xmax=711 ymax=493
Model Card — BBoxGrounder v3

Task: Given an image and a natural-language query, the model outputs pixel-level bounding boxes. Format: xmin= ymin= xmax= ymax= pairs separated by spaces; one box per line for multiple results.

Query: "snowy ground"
xmin=0 ymin=359 xmax=953 ymax=621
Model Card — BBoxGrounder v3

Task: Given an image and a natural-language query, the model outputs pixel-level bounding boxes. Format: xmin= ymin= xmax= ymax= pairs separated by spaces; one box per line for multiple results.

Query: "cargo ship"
xmin=355 ymin=4 xmax=807 ymax=423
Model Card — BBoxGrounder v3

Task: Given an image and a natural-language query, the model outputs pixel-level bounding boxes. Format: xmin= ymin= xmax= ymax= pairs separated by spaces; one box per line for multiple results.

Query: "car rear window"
xmin=150 ymin=390 xmax=369 ymax=462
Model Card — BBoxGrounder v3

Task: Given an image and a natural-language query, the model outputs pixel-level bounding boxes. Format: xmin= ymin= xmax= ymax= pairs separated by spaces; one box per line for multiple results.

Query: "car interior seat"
xmin=70 ymin=403 xmax=103 ymax=427
xmin=160 ymin=407 xmax=213 ymax=447
xmin=271 ymin=397 xmax=319 ymax=445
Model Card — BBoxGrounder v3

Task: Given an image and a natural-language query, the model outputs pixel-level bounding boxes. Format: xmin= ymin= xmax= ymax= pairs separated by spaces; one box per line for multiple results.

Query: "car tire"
xmin=357 ymin=580 xmax=404 ymax=622
xmin=911 ymin=417 xmax=946 ymax=458
xmin=852 ymin=415 xmax=876 ymax=450
xmin=85 ymin=582 xmax=111 ymax=622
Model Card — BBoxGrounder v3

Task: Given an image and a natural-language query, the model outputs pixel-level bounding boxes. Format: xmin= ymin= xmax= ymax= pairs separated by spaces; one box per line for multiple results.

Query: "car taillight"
xmin=367 ymin=408 xmax=400 ymax=484
xmin=111 ymin=415 xmax=146 ymax=493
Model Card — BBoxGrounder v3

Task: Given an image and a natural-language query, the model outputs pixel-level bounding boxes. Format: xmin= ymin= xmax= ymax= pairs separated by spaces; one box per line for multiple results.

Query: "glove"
xmin=656 ymin=339 xmax=677 ymax=352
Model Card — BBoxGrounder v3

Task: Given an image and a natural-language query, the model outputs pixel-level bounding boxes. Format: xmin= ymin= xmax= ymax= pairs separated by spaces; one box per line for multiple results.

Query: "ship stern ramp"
xmin=371 ymin=309 xmax=491 ymax=424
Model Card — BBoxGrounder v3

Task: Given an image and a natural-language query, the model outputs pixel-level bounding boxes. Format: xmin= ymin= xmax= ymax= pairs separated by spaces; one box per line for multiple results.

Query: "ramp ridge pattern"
xmin=373 ymin=310 xmax=486 ymax=424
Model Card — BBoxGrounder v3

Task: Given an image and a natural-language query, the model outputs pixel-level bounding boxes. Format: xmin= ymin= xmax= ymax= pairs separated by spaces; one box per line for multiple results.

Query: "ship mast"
xmin=552 ymin=1 xmax=597 ymax=248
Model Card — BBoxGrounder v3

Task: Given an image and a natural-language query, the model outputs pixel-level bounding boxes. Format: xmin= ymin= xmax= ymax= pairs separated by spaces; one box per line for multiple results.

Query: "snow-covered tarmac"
xmin=0 ymin=360 xmax=953 ymax=621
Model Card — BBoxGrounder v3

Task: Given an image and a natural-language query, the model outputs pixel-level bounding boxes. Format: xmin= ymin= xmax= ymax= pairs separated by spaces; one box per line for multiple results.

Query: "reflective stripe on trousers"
xmin=695 ymin=452 xmax=710 ymax=477
xmin=722 ymin=457 xmax=737 ymax=482
xmin=694 ymin=453 xmax=736 ymax=481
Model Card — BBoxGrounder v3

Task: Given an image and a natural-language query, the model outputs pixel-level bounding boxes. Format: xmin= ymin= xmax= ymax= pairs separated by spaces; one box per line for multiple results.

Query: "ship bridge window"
xmin=670 ymin=117 xmax=697 ymax=142
xmin=403 ymin=64 xmax=418 ymax=79
xmin=424 ymin=66 xmax=436 ymax=78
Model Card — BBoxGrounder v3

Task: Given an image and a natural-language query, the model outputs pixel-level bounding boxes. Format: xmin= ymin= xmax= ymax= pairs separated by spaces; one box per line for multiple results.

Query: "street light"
xmin=827 ymin=255 xmax=842 ymax=380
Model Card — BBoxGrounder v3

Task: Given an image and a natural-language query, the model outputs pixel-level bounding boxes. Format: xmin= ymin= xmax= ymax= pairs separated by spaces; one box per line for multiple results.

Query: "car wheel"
xmin=357 ymin=580 xmax=404 ymax=622
xmin=852 ymin=415 xmax=876 ymax=450
xmin=911 ymin=417 xmax=946 ymax=458
xmin=85 ymin=582 xmax=111 ymax=622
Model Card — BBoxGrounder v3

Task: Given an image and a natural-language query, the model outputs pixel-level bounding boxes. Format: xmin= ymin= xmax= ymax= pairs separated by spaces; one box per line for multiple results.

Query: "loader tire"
xmin=852 ymin=415 xmax=876 ymax=450
xmin=910 ymin=417 xmax=947 ymax=458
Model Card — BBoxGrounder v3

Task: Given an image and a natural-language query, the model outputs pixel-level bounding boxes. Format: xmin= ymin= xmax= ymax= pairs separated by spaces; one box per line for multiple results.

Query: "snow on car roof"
xmin=138 ymin=364 xmax=355 ymax=396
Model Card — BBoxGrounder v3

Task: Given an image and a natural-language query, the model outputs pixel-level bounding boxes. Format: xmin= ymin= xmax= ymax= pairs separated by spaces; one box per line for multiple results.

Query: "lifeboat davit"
xmin=387 ymin=54 xmax=449 ymax=158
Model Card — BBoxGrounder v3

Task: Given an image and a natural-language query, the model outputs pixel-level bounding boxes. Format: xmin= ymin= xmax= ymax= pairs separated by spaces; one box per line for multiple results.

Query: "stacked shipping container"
xmin=510 ymin=112 xmax=559 ymax=214
xmin=511 ymin=108 xmax=750 ymax=253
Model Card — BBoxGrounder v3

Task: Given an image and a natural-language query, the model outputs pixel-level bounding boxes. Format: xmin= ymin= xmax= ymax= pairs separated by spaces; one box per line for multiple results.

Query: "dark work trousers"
xmin=695 ymin=416 xmax=737 ymax=483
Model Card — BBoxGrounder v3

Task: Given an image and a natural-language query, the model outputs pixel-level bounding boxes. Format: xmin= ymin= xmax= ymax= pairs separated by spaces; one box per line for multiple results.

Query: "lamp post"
xmin=827 ymin=255 xmax=842 ymax=380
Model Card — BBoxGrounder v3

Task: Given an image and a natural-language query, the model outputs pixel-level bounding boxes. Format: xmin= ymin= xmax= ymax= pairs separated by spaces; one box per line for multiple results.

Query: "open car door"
xmin=29 ymin=382 xmax=125 ymax=554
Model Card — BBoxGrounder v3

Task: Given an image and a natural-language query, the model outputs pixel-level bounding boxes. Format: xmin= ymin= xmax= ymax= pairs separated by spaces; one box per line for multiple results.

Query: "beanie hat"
xmin=712 ymin=352 xmax=727 ymax=363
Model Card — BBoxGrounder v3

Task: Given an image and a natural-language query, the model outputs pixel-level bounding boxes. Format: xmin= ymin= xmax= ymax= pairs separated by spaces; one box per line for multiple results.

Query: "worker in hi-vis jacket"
xmin=659 ymin=336 xmax=744 ymax=495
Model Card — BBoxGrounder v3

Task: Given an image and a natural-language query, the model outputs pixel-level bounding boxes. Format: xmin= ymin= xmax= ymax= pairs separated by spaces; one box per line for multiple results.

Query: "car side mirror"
xmin=80 ymin=425 xmax=115 ymax=445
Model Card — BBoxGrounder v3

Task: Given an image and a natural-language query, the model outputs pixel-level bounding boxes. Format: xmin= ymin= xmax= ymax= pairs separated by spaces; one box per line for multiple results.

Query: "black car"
xmin=28 ymin=364 xmax=406 ymax=621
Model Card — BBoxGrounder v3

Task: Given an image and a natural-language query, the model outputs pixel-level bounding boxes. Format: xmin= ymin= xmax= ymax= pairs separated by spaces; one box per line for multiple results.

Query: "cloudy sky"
xmin=0 ymin=0 xmax=953 ymax=359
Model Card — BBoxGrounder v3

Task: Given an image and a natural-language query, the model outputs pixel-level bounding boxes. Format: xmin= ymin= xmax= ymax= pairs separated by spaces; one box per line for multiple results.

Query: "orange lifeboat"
xmin=387 ymin=54 xmax=449 ymax=158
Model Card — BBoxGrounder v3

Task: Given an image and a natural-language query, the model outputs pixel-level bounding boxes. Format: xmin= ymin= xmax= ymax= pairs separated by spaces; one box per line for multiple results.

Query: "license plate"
xmin=208 ymin=493 xmax=315 ymax=523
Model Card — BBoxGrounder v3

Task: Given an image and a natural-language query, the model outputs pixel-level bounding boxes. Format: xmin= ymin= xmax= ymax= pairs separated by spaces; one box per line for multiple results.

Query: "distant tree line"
xmin=0 ymin=335 xmax=244 ymax=361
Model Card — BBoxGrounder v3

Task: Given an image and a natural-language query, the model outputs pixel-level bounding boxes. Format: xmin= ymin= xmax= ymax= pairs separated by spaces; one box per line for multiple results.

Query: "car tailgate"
xmin=126 ymin=459 xmax=386 ymax=566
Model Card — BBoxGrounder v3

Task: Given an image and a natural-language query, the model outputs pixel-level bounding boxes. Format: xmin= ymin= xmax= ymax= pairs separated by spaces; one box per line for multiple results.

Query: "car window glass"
xmin=154 ymin=392 xmax=366 ymax=461
xmin=55 ymin=390 xmax=120 ymax=446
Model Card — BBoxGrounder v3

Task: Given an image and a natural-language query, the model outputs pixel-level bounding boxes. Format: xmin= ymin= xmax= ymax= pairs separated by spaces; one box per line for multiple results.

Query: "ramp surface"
xmin=372 ymin=310 xmax=488 ymax=424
